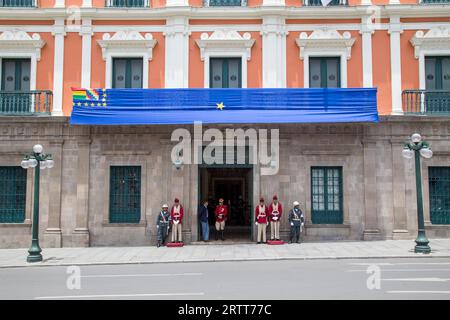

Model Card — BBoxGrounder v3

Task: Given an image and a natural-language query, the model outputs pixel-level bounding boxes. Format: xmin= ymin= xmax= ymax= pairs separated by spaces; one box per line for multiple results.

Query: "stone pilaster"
xmin=164 ymin=17 xmax=190 ymax=88
xmin=72 ymin=139 xmax=91 ymax=247
xmin=43 ymin=139 xmax=64 ymax=248
xmin=362 ymin=140 xmax=382 ymax=240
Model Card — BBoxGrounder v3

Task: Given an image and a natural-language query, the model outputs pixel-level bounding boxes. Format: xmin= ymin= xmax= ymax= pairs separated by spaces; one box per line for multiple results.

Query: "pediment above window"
xmin=0 ymin=31 xmax=45 ymax=60
xmin=195 ymin=30 xmax=255 ymax=61
xmin=97 ymin=31 xmax=157 ymax=61
xmin=410 ymin=26 xmax=450 ymax=59
xmin=296 ymin=29 xmax=355 ymax=60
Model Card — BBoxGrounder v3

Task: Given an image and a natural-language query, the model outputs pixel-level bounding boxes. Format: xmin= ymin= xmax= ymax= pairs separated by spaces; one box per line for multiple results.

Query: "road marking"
xmin=349 ymin=262 xmax=450 ymax=266
xmin=387 ymin=291 xmax=450 ymax=294
xmin=347 ymin=269 xmax=450 ymax=272
xmin=35 ymin=292 xmax=205 ymax=299
xmin=81 ymin=273 xmax=203 ymax=278
xmin=382 ymin=278 xmax=450 ymax=282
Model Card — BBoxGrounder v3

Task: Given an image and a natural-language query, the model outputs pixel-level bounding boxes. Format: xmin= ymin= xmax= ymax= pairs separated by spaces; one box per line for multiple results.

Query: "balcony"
xmin=304 ymin=0 xmax=347 ymax=6
xmin=421 ymin=0 xmax=450 ymax=4
xmin=0 ymin=91 xmax=52 ymax=115
xmin=403 ymin=90 xmax=450 ymax=115
xmin=0 ymin=0 xmax=36 ymax=6
xmin=105 ymin=0 xmax=150 ymax=7
xmin=204 ymin=0 xmax=246 ymax=6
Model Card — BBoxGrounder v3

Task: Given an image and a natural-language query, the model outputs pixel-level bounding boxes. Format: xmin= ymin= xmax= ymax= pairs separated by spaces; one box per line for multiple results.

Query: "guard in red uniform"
xmin=170 ymin=198 xmax=184 ymax=243
xmin=214 ymin=198 xmax=228 ymax=241
xmin=268 ymin=195 xmax=283 ymax=241
xmin=255 ymin=197 xmax=268 ymax=244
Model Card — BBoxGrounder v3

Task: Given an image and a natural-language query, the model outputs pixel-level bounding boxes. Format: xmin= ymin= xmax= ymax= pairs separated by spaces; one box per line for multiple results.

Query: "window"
xmin=311 ymin=167 xmax=343 ymax=224
xmin=112 ymin=58 xmax=143 ymax=89
xmin=309 ymin=57 xmax=341 ymax=88
xmin=210 ymin=58 xmax=242 ymax=88
xmin=1 ymin=58 xmax=31 ymax=92
xmin=424 ymin=56 xmax=450 ymax=112
xmin=0 ymin=0 xmax=35 ymax=7
xmin=429 ymin=167 xmax=450 ymax=225
xmin=109 ymin=166 xmax=141 ymax=223
xmin=105 ymin=0 xmax=148 ymax=7
xmin=305 ymin=0 xmax=344 ymax=5
xmin=206 ymin=0 xmax=244 ymax=6
xmin=0 ymin=167 xmax=26 ymax=223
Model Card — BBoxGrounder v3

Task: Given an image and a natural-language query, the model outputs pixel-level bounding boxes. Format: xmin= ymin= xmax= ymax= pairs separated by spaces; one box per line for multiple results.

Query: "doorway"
xmin=199 ymin=167 xmax=253 ymax=242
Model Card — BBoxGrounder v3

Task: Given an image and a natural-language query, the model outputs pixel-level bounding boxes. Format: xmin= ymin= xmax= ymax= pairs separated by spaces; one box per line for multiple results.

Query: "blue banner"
xmin=70 ymin=88 xmax=378 ymax=125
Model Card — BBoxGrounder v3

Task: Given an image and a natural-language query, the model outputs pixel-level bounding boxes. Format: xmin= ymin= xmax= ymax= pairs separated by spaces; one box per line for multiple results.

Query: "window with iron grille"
xmin=429 ymin=167 xmax=450 ymax=225
xmin=205 ymin=0 xmax=245 ymax=6
xmin=0 ymin=167 xmax=26 ymax=223
xmin=311 ymin=167 xmax=343 ymax=224
xmin=109 ymin=166 xmax=141 ymax=223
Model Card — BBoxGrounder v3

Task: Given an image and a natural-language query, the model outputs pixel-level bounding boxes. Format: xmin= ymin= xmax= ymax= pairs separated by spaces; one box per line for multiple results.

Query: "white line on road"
xmin=81 ymin=273 xmax=203 ymax=278
xmin=382 ymin=278 xmax=450 ymax=282
xmin=348 ymin=262 xmax=450 ymax=266
xmin=387 ymin=291 xmax=450 ymax=294
xmin=35 ymin=292 xmax=205 ymax=299
xmin=347 ymin=269 xmax=450 ymax=272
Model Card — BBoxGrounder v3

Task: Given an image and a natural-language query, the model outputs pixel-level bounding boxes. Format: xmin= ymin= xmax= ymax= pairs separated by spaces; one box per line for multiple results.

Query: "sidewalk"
xmin=1 ymin=239 xmax=450 ymax=268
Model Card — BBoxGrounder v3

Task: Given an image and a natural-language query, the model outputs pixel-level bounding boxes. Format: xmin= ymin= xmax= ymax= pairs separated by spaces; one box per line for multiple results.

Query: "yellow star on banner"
xmin=90 ymin=103 xmax=95 ymax=107
xmin=77 ymin=102 xmax=81 ymax=106
xmin=216 ymin=102 xmax=225 ymax=110
xmin=103 ymin=103 xmax=107 ymax=107
xmin=84 ymin=102 xmax=88 ymax=107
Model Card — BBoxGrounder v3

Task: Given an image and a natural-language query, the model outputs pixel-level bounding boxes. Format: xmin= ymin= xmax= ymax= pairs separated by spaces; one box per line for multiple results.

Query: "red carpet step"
xmin=267 ymin=240 xmax=285 ymax=245
xmin=166 ymin=242 xmax=184 ymax=247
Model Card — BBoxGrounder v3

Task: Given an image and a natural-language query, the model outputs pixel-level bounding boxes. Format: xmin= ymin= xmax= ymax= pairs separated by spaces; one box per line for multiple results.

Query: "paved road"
xmin=1 ymin=258 xmax=449 ymax=300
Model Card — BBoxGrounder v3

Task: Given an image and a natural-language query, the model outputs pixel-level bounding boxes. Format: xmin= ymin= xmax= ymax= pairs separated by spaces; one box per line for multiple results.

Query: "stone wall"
xmin=0 ymin=116 xmax=449 ymax=248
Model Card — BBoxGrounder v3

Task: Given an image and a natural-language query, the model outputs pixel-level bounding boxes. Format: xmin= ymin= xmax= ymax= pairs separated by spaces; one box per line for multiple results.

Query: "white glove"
xmin=255 ymin=222 xmax=258 ymax=225
xmin=290 ymin=222 xmax=294 ymax=226
xmin=157 ymin=225 xmax=159 ymax=228
xmin=301 ymin=222 xmax=304 ymax=226
xmin=273 ymin=217 xmax=278 ymax=221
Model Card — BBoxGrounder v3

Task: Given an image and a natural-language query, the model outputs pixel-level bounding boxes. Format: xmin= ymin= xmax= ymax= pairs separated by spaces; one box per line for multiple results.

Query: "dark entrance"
xmin=199 ymin=167 xmax=253 ymax=242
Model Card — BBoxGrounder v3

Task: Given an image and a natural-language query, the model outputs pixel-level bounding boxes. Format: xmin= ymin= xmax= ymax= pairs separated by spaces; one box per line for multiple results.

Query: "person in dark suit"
xmin=198 ymin=199 xmax=209 ymax=242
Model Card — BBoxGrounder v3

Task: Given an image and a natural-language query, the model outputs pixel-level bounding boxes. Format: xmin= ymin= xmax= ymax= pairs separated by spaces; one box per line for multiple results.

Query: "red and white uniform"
xmin=215 ymin=205 xmax=228 ymax=222
xmin=255 ymin=205 xmax=268 ymax=224
xmin=268 ymin=202 xmax=283 ymax=222
xmin=170 ymin=205 xmax=184 ymax=224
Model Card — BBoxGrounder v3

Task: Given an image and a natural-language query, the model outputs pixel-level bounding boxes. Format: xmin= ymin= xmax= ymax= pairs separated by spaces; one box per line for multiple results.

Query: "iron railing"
xmin=0 ymin=91 xmax=52 ymax=115
xmin=206 ymin=0 xmax=244 ymax=5
xmin=421 ymin=0 xmax=450 ymax=4
xmin=403 ymin=90 xmax=450 ymax=115
xmin=304 ymin=0 xmax=347 ymax=6
xmin=105 ymin=0 xmax=150 ymax=7
xmin=0 ymin=0 xmax=36 ymax=6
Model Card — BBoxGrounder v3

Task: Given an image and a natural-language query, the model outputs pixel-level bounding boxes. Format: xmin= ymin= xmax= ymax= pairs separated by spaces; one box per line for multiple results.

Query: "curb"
xmin=1 ymin=253 xmax=450 ymax=269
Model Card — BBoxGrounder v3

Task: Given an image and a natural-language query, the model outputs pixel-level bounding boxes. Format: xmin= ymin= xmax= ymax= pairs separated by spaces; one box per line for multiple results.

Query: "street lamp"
xmin=21 ymin=144 xmax=54 ymax=263
xmin=402 ymin=133 xmax=432 ymax=254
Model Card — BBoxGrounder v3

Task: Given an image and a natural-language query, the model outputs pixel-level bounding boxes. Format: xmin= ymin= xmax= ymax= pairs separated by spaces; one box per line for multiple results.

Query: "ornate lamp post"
xmin=20 ymin=144 xmax=54 ymax=263
xmin=402 ymin=133 xmax=433 ymax=254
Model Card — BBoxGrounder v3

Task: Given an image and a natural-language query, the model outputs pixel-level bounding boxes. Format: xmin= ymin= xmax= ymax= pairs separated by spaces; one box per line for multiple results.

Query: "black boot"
xmin=215 ymin=230 xmax=219 ymax=241
xmin=157 ymin=241 xmax=161 ymax=248
xmin=221 ymin=230 xmax=225 ymax=241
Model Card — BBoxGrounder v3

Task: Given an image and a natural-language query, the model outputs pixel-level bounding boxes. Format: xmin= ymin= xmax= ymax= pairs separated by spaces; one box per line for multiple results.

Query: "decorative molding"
xmin=97 ymin=31 xmax=157 ymax=61
xmin=195 ymin=30 xmax=255 ymax=62
xmin=97 ymin=31 xmax=157 ymax=89
xmin=0 ymin=30 xmax=45 ymax=61
xmin=410 ymin=26 xmax=450 ymax=59
xmin=296 ymin=29 xmax=355 ymax=60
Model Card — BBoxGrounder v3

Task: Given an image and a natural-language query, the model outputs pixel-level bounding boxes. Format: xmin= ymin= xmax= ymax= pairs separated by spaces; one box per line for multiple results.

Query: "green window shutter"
xmin=208 ymin=0 xmax=243 ymax=6
xmin=424 ymin=56 xmax=450 ymax=113
xmin=109 ymin=166 xmax=141 ymax=223
xmin=210 ymin=58 xmax=242 ymax=88
xmin=0 ymin=167 xmax=27 ymax=223
xmin=112 ymin=58 xmax=143 ymax=89
xmin=429 ymin=167 xmax=450 ymax=225
xmin=311 ymin=167 xmax=343 ymax=224
xmin=309 ymin=57 xmax=341 ymax=88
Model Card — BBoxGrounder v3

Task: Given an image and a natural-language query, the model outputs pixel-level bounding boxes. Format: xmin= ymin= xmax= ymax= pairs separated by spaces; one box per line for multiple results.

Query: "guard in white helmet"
xmin=288 ymin=201 xmax=305 ymax=244
xmin=156 ymin=204 xmax=171 ymax=247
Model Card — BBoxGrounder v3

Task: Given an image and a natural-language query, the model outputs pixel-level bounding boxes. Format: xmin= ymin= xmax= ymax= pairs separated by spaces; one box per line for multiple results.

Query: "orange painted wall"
xmin=372 ymin=30 xmax=391 ymax=115
xmin=247 ymin=31 xmax=262 ymax=88
xmin=190 ymin=19 xmax=262 ymax=25
xmin=36 ymin=33 xmax=54 ymax=93
xmin=39 ymin=0 xmax=55 ymax=8
xmin=150 ymin=33 xmax=165 ymax=88
xmin=92 ymin=20 xmax=166 ymax=25
xmin=401 ymin=30 xmax=419 ymax=105
xmin=347 ymin=31 xmax=362 ymax=88
xmin=286 ymin=31 xmax=303 ymax=88
xmin=286 ymin=19 xmax=360 ymax=24
xmin=0 ymin=20 xmax=53 ymax=25
xmin=62 ymin=33 xmax=82 ymax=116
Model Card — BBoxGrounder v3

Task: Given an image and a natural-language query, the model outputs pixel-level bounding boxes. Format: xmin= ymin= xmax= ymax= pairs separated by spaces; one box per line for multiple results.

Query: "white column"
xmin=164 ymin=16 xmax=190 ymax=88
xmin=54 ymin=0 xmax=65 ymax=7
xmin=261 ymin=16 xmax=287 ymax=88
xmin=80 ymin=19 xmax=93 ymax=88
xmin=360 ymin=16 xmax=373 ymax=88
xmin=52 ymin=19 xmax=66 ymax=116
xmin=388 ymin=16 xmax=403 ymax=115
xmin=82 ymin=0 xmax=92 ymax=7
xmin=262 ymin=0 xmax=285 ymax=5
